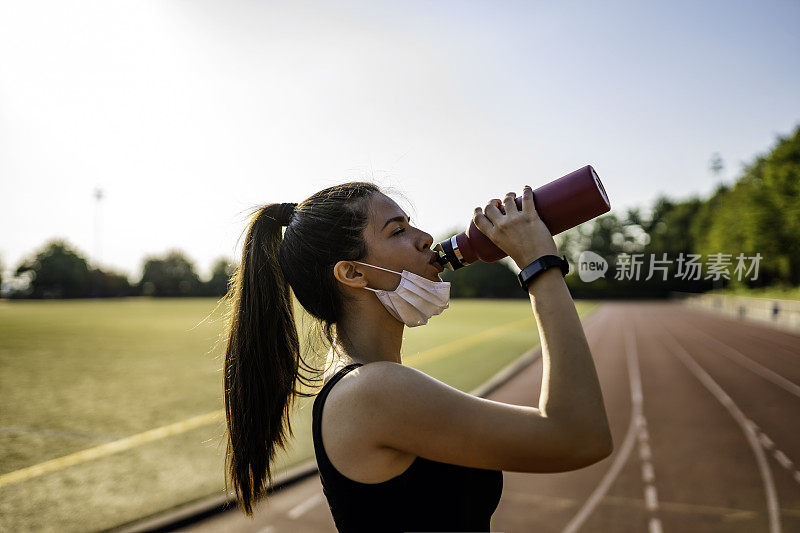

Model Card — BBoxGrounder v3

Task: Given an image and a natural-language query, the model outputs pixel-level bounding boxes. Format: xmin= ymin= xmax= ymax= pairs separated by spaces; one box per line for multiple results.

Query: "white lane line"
xmin=644 ymin=485 xmax=659 ymax=511
xmin=679 ymin=322 xmax=800 ymax=399
xmin=639 ymin=442 xmax=652 ymax=462
xmin=744 ymin=418 xmax=800 ymax=484
xmin=287 ymin=493 xmax=323 ymax=519
xmin=658 ymin=327 xmax=782 ymax=533
xmin=710 ymin=319 xmax=800 ymax=357
xmin=774 ymin=450 xmax=793 ymax=470
xmin=562 ymin=311 xmax=639 ymax=533
xmin=649 ymin=517 xmax=664 ymax=533
xmin=642 ymin=462 xmax=655 ymax=483
xmin=561 ymin=397 xmax=638 ymax=533
xmin=625 ymin=322 xmax=662 ymax=526
xmin=563 ymin=312 xmax=662 ymax=533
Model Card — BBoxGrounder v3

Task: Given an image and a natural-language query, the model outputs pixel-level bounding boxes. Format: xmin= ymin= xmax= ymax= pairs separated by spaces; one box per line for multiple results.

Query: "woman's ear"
xmin=333 ymin=261 xmax=368 ymax=289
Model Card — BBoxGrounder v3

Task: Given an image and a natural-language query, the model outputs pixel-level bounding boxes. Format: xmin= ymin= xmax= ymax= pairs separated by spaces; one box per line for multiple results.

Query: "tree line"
xmin=2 ymin=124 xmax=797 ymax=300
xmin=558 ymin=123 xmax=800 ymax=298
xmin=436 ymin=123 xmax=800 ymax=299
xmin=1 ymin=243 xmax=235 ymax=299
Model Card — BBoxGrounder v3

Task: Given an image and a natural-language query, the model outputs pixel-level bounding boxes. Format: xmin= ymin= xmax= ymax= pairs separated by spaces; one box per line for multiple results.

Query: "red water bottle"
xmin=433 ymin=165 xmax=611 ymax=270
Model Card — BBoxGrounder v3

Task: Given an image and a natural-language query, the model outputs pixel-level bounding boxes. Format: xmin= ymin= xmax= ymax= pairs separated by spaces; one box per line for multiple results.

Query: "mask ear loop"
xmin=352 ymin=261 xmax=404 ymax=294
xmin=353 ymin=261 xmax=403 ymax=292
xmin=352 ymin=261 xmax=403 ymax=277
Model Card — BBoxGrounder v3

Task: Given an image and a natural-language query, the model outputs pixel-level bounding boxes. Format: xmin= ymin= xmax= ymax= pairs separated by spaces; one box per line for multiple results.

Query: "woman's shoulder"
xmin=326 ymin=361 xmax=420 ymax=398
xmin=321 ymin=360 xmax=389 ymax=397
xmin=319 ymin=361 xmax=422 ymax=428
xmin=317 ymin=361 xmax=419 ymax=483
xmin=323 ymin=362 xmax=455 ymax=433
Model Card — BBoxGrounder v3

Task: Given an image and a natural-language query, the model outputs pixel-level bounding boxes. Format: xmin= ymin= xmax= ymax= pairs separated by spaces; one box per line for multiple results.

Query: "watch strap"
xmin=517 ymin=254 xmax=569 ymax=291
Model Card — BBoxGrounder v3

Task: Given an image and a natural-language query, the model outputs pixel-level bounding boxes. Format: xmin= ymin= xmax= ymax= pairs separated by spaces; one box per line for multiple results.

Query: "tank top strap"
xmin=312 ymin=362 xmax=364 ymax=472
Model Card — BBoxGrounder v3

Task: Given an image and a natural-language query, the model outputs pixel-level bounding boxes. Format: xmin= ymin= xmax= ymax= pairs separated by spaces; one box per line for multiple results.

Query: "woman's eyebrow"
xmin=381 ymin=214 xmax=410 ymax=231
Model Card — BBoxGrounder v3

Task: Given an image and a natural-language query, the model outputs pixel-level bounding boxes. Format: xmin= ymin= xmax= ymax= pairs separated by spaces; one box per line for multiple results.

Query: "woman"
xmin=222 ymin=182 xmax=613 ymax=532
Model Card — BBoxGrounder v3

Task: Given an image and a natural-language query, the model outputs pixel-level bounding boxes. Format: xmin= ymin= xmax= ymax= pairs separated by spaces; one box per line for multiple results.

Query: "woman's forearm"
xmin=528 ymin=268 xmax=612 ymax=445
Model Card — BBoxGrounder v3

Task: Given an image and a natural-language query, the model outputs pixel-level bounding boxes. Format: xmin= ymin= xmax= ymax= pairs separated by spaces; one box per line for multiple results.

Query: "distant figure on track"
xmin=221 ymin=182 xmax=613 ymax=532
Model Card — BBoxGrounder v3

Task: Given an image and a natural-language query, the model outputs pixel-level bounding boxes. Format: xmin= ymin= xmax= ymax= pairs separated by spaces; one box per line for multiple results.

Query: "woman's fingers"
xmin=476 ymin=190 xmax=530 ymax=234
xmin=483 ymin=199 xmax=502 ymax=223
xmin=473 ymin=206 xmax=493 ymax=233
xmin=521 ymin=185 xmax=539 ymax=218
xmin=474 ymin=187 xmax=556 ymax=266
xmin=502 ymin=191 xmax=517 ymax=216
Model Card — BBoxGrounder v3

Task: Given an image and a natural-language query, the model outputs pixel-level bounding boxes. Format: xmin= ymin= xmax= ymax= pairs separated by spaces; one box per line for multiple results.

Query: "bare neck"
xmin=334 ymin=300 xmax=405 ymax=367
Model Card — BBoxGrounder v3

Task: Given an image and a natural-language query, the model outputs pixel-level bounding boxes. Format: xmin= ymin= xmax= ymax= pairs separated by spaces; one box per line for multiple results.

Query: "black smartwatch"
xmin=517 ymin=254 xmax=569 ymax=291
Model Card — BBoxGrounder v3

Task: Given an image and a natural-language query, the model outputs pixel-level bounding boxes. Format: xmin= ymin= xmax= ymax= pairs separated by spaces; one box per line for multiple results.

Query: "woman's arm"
xmin=483 ymin=185 xmax=612 ymax=450
xmin=527 ymin=267 xmax=612 ymax=448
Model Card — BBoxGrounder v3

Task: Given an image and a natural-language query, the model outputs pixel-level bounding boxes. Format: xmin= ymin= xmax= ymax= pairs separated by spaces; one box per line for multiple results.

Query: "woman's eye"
xmin=393 ymin=228 xmax=405 ymax=236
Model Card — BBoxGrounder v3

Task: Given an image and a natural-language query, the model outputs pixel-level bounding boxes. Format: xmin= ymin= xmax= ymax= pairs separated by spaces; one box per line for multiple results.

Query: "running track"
xmin=177 ymin=301 xmax=800 ymax=532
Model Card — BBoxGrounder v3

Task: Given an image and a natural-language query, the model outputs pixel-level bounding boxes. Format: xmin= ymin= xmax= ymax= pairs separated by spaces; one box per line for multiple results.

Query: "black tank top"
xmin=312 ymin=362 xmax=503 ymax=532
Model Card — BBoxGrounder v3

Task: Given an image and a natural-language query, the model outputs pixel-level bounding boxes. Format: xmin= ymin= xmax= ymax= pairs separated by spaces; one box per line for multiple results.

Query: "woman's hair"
xmin=222 ymin=181 xmax=382 ymax=516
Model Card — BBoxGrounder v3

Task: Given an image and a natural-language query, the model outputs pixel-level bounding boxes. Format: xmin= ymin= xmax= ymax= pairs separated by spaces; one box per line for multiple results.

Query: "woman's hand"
xmin=473 ymin=185 xmax=559 ymax=269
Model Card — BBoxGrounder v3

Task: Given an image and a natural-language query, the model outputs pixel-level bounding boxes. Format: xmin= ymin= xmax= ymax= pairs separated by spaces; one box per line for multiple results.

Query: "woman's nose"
xmin=419 ymin=231 xmax=433 ymax=251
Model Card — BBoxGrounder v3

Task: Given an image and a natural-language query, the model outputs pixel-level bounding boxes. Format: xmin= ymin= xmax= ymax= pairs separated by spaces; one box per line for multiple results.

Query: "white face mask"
xmin=353 ymin=261 xmax=451 ymax=327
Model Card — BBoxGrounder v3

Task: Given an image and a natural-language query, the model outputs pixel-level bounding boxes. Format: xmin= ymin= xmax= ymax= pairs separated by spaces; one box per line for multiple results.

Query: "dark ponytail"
xmin=222 ymin=182 xmax=381 ymax=516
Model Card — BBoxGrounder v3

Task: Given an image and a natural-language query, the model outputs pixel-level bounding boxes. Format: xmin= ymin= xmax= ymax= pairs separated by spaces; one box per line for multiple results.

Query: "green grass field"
xmin=708 ymin=284 xmax=800 ymax=300
xmin=0 ymin=297 xmax=598 ymax=532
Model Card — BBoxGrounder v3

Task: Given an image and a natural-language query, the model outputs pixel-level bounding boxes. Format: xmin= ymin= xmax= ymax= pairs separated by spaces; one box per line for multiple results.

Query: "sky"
xmin=1 ymin=0 xmax=799 ymax=281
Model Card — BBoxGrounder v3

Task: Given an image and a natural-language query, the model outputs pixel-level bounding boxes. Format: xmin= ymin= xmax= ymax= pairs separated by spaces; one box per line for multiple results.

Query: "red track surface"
xmin=179 ymin=301 xmax=800 ymax=532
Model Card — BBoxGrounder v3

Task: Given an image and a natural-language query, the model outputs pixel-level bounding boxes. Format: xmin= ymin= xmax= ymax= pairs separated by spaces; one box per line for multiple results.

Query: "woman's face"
xmin=360 ymin=193 xmax=443 ymax=286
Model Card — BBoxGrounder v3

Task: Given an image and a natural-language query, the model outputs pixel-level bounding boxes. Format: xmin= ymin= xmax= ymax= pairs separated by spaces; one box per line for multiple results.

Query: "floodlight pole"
xmin=93 ymin=187 xmax=104 ymax=297
xmin=93 ymin=188 xmax=104 ymax=264
xmin=708 ymin=153 xmax=724 ymax=296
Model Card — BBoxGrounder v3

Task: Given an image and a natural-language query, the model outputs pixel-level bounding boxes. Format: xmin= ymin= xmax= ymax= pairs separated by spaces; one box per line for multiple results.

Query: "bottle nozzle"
xmin=432 ymin=243 xmax=448 ymax=268
xmin=432 ymin=240 xmax=459 ymax=271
